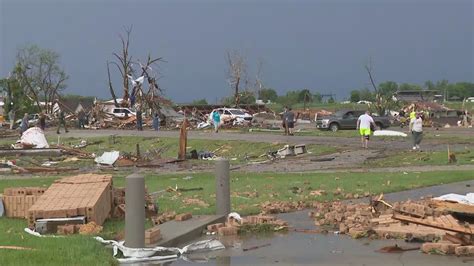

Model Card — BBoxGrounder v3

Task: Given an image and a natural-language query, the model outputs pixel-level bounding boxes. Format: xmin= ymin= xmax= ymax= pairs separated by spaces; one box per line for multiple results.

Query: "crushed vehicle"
xmin=316 ymin=110 xmax=390 ymax=132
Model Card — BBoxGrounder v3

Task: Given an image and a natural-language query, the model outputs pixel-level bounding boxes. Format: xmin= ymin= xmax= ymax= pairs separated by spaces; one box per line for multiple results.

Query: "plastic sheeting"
xmin=20 ymin=127 xmax=49 ymax=148
xmin=373 ymin=130 xmax=407 ymax=137
xmin=95 ymin=237 xmax=225 ymax=263
xmin=94 ymin=151 xmax=120 ymax=165
xmin=434 ymin=193 xmax=474 ymax=205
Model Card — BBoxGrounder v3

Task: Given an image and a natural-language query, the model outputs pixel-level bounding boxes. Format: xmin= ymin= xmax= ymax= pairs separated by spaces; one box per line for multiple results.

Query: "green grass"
xmin=0 ymin=136 xmax=335 ymax=168
xmin=2 ymin=171 xmax=473 ymax=216
xmin=0 ymin=170 xmax=472 ymax=264
xmin=366 ymin=149 xmax=474 ymax=167
xmin=0 ymin=218 xmax=116 ymax=266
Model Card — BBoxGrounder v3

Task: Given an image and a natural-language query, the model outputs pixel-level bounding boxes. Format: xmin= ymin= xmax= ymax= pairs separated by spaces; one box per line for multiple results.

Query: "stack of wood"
xmin=310 ymin=195 xmax=474 ymax=256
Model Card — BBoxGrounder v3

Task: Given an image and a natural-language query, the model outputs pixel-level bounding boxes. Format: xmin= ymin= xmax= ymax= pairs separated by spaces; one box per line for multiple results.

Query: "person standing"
xmin=282 ymin=106 xmax=289 ymax=135
xmin=286 ymin=107 xmax=296 ymax=136
xmin=356 ymin=110 xmax=376 ymax=149
xmin=8 ymin=109 xmax=15 ymax=130
xmin=212 ymin=110 xmax=221 ymax=133
xmin=77 ymin=110 xmax=85 ymax=129
xmin=38 ymin=112 xmax=46 ymax=131
xmin=56 ymin=109 xmax=69 ymax=134
xmin=136 ymin=109 xmax=143 ymax=131
xmin=152 ymin=112 xmax=160 ymax=131
xmin=20 ymin=113 xmax=29 ymax=135
xmin=409 ymin=112 xmax=423 ymax=150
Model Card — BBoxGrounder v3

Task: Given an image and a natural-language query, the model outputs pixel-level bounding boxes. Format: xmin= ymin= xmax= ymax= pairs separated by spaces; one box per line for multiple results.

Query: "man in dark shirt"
xmin=282 ymin=107 xmax=289 ymax=135
xmin=57 ymin=110 xmax=68 ymax=134
xmin=286 ymin=108 xmax=296 ymax=135
xmin=136 ymin=109 xmax=143 ymax=131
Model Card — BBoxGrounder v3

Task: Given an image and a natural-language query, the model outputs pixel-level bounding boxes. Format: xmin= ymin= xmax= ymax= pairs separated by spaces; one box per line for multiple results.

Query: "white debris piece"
xmin=19 ymin=127 xmax=49 ymax=148
xmin=434 ymin=193 xmax=474 ymax=205
xmin=373 ymin=130 xmax=407 ymax=137
xmin=94 ymin=151 xmax=120 ymax=165
xmin=94 ymin=237 xmax=225 ymax=263
xmin=227 ymin=212 xmax=242 ymax=222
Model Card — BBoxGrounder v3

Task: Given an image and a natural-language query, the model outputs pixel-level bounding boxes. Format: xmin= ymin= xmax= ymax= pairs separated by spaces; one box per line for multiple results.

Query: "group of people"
xmin=356 ymin=110 xmax=423 ymax=150
xmin=8 ymin=109 xmax=69 ymax=136
xmin=135 ymin=110 xmax=161 ymax=131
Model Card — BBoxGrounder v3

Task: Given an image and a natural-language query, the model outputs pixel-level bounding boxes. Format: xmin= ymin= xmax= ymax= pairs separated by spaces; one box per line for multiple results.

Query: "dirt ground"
xmin=41 ymin=126 xmax=474 ymax=175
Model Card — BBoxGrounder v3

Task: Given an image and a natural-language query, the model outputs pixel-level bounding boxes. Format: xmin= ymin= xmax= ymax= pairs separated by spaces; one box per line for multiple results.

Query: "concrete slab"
xmin=153 ymin=215 xmax=225 ymax=247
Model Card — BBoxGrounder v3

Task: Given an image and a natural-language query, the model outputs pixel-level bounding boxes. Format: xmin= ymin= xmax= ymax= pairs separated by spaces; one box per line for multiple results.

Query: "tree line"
xmin=350 ymin=81 xmax=474 ymax=103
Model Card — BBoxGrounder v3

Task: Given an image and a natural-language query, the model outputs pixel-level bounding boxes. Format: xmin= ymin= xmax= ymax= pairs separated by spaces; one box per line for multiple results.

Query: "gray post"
xmin=125 ymin=172 xmax=145 ymax=248
xmin=215 ymin=158 xmax=230 ymax=215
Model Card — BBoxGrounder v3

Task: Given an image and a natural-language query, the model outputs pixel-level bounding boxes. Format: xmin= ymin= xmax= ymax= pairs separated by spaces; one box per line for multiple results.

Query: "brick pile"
xmin=2 ymin=187 xmax=46 ymax=218
xmin=111 ymin=187 xmax=157 ymax=218
xmin=27 ymin=174 xmax=113 ymax=228
xmin=206 ymin=214 xmax=289 ymax=236
xmin=145 ymin=226 xmax=161 ymax=245
xmin=309 ymin=197 xmax=474 ymax=257
xmin=260 ymin=201 xmax=309 ymax=214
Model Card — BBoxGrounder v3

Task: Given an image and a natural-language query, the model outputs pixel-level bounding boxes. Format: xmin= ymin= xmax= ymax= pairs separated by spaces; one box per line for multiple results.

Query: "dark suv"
xmin=316 ymin=110 xmax=391 ymax=132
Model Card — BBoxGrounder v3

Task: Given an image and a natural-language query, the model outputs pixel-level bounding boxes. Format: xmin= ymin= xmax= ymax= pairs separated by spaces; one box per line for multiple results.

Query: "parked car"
xmin=466 ymin=97 xmax=474 ymax=103
xmin=16 ymin=113 xmax=40 ymax=125
xmin=109 ymin=108 xmax=136 ymax=118
xmin=316 ymin=110 xmax=390 ymax=132
xmin=208 ymin=108 xmax=253 ymax=124
xmin=357 ymin=100 xmax=372 ymax=105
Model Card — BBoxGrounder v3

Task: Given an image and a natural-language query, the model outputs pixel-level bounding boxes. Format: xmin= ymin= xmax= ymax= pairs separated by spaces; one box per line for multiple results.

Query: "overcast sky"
xmin=1 ymin=0 xmax=472 ymax=103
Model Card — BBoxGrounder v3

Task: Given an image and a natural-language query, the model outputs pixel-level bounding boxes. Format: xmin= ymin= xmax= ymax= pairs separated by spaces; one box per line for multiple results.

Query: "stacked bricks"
xmin=27 ymin=174 xmax=113 ymax=228
xmin=2 ymin=187 xmax=45 ymax=218
xmin=145 ymin=226 xmax=162 ymax=245
xmin=111 ymin=187 xmax=157 ymax=218
xmin=175 ymin=212 xmax=192 ymax=221
xmin=57 ymin=224 xmax=83 ymax=235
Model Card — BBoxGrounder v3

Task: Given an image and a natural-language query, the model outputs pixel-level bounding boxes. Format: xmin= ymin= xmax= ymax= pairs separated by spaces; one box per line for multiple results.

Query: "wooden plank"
xmin=431 ymin=200 xmax=474 ymax=215
xmin=393 ymin=213 xmax=474 ymax=235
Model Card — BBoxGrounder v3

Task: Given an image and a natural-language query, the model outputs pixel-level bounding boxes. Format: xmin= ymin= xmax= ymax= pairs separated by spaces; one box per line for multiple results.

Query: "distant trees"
xmin=191 ymin=98 xmax=208 ymax=105
xmin=13 ymin=44 xmax=68 ymax=114
xmin=0 ymin=77 xmax=35 ymax=115
xmin=258 ymin=88 xmax=278 ymax=103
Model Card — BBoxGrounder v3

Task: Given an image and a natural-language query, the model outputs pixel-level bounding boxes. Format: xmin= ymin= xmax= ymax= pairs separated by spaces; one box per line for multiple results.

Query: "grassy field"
xmin=0 ymin=136 xmax=337 ymax=169
xmin=0 ymin=218 xmax=116 ymax=266
xmin=366 ymin=149 xmax=474 ymax=168
xmin=0 ymin=170 xmax=472 ymax=264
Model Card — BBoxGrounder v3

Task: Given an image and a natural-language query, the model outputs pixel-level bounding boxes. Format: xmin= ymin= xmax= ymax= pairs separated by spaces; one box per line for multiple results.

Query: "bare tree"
xmin=254 ymin=59 xmax=264 ymax=99
xmin=15 ymin=44 xmax=68 ymax=114
xmin=364 ymin=59 xmax=390 ymax=116
xmin=108 ymin=26 xmax=165 ymax=112
xmin=110 ymin=26 xmax=134 ymax=107
xmin=138 ymin=55 xmax=164 ymax=111
xmin=226 ymin=50 xmax=246 ymax=106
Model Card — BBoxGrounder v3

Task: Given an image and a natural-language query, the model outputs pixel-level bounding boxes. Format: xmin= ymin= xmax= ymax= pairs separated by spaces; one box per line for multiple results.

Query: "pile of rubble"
xmin=310 ymin=194 xmax=474 ymax=256
xmin=206 ymin=213 xmax=289 ymax=236
xmin=260 ymin=201 xmax=309 ymax=214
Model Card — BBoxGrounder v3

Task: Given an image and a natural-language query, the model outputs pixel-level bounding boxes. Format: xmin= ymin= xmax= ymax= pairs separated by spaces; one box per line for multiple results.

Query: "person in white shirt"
xmin=357 ymin=111 xmax=376 ymax=149
xmin=409 ymin=112 xmax=423 ymax=150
